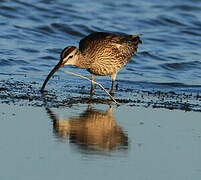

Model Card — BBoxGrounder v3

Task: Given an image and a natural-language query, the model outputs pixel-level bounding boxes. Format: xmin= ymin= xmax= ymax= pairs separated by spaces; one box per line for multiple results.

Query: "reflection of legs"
xmin=110 ymin=73 xmax=117 ymax=95
xmin=90 ymin=74 xmax=96 ymax=95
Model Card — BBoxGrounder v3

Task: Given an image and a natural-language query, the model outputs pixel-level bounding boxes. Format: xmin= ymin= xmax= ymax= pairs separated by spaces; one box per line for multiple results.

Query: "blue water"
xmin=1 ymin=1 xmax=201 ymax=179
xmin=1 ymin=0 xmax=201 ymax=93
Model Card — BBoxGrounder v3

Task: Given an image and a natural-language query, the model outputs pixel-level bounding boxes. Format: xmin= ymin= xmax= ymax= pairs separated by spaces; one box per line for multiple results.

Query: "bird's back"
xmin=79 ymin=32 xmax=141 ymax=76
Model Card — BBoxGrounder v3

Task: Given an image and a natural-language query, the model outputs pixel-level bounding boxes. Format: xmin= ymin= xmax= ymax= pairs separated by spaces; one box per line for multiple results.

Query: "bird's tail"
xmin=131 ymin=34 xmax=143 ymax=44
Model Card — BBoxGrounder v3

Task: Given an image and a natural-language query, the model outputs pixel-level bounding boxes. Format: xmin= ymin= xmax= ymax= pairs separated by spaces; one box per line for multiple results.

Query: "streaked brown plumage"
xmin=41 ymin=32 xmax=142 ymax=94
xmin=46 ymin=105 xmax=128 ymax=151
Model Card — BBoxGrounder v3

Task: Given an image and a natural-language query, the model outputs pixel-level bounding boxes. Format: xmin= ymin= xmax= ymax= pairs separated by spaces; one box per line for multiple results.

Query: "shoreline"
xmin=0 ymin=77 xmax=201 ymax=112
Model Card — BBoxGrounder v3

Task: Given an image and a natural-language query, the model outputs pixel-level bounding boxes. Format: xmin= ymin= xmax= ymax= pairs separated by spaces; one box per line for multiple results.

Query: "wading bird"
xmin=41 ymin=32 xmax=142 ymax=95
xmin=46 ymin=105 xmax=128 ymax=152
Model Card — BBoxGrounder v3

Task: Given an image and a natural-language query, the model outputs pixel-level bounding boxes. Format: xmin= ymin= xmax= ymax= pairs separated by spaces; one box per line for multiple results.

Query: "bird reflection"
xmin=46 ymin=105 xmax=128 ymax=153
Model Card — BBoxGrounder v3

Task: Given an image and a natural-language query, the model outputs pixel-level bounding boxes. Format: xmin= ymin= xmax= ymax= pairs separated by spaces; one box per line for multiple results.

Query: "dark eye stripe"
xmin=60 ymin=46 xmax=76 ymax=59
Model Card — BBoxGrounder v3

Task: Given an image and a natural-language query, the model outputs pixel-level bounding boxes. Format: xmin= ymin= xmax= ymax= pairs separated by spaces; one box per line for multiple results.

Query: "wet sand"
xmin=1 ymin=75 xmax=201 ymax=111
xmin=0 ymin=103 xmax=201 ymax=180
xmin=1 ymin=75 xmax=201 ymax=179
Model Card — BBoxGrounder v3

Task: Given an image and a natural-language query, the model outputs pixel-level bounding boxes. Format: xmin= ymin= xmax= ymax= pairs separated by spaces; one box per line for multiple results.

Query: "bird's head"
xmin=60 ymin=46 xmax=79 ymax=66
xmin=40 ymin=46 xmax=79 ymax=92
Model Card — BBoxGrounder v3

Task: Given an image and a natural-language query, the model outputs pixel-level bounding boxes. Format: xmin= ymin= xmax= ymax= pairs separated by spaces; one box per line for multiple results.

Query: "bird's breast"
xmin=87 ymin=57 xmax=127 ymax=76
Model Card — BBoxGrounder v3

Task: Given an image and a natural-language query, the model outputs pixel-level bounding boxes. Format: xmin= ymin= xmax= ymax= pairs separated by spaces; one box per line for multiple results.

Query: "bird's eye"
xmin=68 ymin=55 xmax=73 ymax=59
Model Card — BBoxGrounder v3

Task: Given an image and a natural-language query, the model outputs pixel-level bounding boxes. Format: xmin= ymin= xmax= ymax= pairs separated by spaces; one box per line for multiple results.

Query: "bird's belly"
xmin=87 ymin=60 xmax=126 ymax=76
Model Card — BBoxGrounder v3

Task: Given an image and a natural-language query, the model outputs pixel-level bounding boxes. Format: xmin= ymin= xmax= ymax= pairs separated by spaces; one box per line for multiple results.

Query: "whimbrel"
xmin=46 ymin=105 xmax=128 ymax=151
xmin=41 ymin=32 xmax=142 ymax=95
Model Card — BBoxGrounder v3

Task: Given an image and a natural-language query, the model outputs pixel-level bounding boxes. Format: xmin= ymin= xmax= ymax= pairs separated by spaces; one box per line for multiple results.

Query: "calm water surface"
xmin=0 ymin=104 xmax=201 ymax=180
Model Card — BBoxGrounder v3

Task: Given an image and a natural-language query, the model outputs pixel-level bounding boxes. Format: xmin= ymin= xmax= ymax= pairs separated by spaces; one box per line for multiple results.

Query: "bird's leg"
xmin=110 ymin=80 xmax=115 ymax=95
xmin=110 ymin=73 xmax=117 ymax=96
xmin=90 ymin=74 xmax=96 ymax=96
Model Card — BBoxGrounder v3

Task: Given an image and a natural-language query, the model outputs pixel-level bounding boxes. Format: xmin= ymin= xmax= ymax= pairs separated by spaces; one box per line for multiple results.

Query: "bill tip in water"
xmin=40 ymin=87 xmax=45 ymax=93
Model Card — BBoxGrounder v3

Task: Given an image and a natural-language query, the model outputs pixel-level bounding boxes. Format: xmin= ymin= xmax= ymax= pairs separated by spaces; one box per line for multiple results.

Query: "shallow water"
xmin=0 ymin=103 xmax=201 ymax=180
xmin=1 ymin=1 xmax=201 ymax=179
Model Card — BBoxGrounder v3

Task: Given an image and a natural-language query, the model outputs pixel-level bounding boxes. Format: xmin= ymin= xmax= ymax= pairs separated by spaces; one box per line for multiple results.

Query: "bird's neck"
xmin=76 ymin=52 xmax=91 ymax=69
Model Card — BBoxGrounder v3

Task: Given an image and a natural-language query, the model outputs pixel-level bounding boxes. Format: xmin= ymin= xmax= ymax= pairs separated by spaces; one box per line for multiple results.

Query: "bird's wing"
xmin=79 ymin=32 xmax=125 ymax=52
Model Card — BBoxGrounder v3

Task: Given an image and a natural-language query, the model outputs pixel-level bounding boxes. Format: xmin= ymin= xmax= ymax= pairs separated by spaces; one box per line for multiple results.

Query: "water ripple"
xmin=51 ymin=23 xmax=84 ymax=36
xmin=161 ymin=61 xmax=201 ymax=71
xmin=0 ymin=59 xmax=13 ymax=66
xmin=170 ymin=4 xmax=201 ymax=11
xmin=1 ymin=0 xmax=201 ymax=92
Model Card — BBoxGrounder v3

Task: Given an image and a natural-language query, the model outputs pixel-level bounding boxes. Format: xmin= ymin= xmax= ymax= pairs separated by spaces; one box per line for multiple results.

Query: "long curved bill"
xmin=40 ymin=61 xmax=63 ymax=92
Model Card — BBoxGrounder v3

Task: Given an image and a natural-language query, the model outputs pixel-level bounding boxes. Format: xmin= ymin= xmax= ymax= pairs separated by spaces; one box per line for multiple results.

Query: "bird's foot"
xmin=90 ymin=89 xmax=96 ymax=97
